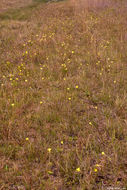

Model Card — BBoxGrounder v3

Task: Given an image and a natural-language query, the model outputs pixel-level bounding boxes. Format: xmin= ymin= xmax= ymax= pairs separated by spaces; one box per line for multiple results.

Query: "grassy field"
xmin=0 ymin=0 xmax=127 ymax=189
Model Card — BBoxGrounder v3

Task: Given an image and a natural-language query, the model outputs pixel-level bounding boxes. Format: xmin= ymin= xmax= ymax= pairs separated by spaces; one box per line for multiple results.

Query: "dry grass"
xmin=0 ymin=0 xmax=127 ymax=189
xmin=0 ymin=0 xmax=33 ymax=13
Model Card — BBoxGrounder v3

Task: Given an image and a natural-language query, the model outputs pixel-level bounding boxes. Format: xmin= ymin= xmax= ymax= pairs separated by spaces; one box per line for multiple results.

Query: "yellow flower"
xmin=72 ymin=51 xmax=74 ymax=54
xmin=11 ymin=103 xmax=14 ymax=107
xmin=63 ymin=78 xmax=66 ymax=81
xmin=67 ymin=88 xmax=70 ymax=90
xmin=40 ymin=101 xmax=43 ymax=104
xmin=61 ymin=141 xmax=63 ymax=145
xmin=94 ymin=168 xmax=98 ymax=172
xmin=47 ymin=148 xmax=51 ymax=153
xmin=68 ymin=97 xmax=71 ymax=100
xmin=75 ymin=85 xmax=79 ymax=89
xmin=101 ymin=152 xmax=105 ymax=155
xmin=42 ymin=77 xmax=44 ymax=80
xmin=114 ymin=80 xmax=116 ymax=84
xmin=95 ymin=164 xmax=101 ymax=167
xmin=25 ymin=80 xmax=28 ymax=82
xmin=25 ymin=51 xmax=28 ymax=54
xmin=76 ymin=167 xmax=81 ymax=172
xmin=89 ymin=122 xmax=92 ymax=125
xmin=25 ymin=137 xmax=29 ymax=141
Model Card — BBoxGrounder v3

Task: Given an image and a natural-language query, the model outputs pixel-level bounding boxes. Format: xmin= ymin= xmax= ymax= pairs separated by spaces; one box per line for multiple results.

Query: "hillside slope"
xmin=0 ymin=0 xmax=127 ymax=189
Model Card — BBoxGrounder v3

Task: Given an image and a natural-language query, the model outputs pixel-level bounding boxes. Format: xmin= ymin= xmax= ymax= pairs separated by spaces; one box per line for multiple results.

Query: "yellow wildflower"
xmin=76 ymin=167 xmax=81 ymax=172
xmin=61 ymin=141 xmax=63 ymax=145
xmin=95 ymin=164 xmax=101 ymax=167
xmin=47 ymin=148 xmax=51 ymax=153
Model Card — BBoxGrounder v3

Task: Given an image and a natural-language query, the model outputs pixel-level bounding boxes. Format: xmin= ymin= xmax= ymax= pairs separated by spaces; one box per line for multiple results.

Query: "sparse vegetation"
xmin=0 ymin=0 xmax=127 ymax=189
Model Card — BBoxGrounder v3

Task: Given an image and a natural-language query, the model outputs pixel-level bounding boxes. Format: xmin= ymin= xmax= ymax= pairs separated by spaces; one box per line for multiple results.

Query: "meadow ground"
xmin=0 ymin=0 xmax=127 ymax=189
